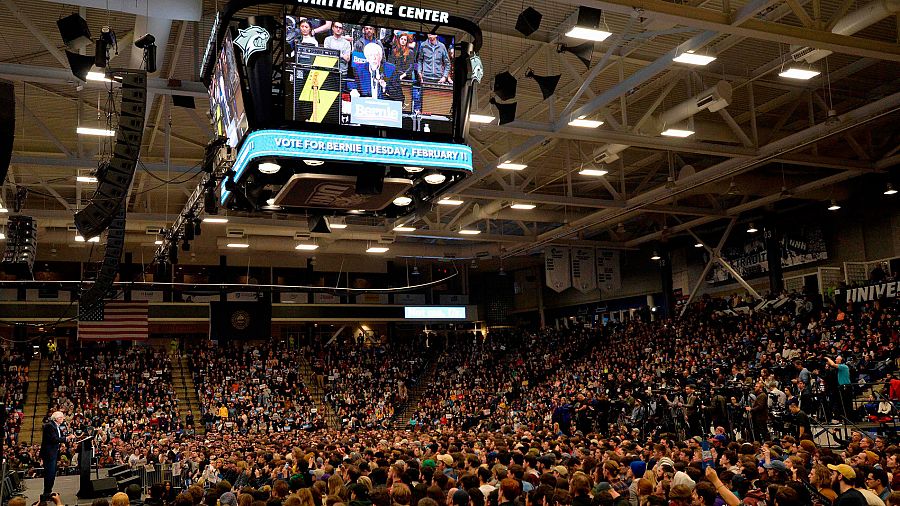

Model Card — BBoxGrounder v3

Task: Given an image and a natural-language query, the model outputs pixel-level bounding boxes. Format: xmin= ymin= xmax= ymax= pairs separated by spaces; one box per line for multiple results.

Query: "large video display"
xmin=284 ymin=16 xmax=455 ymax=135
xmin=209 ymin=31 xmax=249 ymax=148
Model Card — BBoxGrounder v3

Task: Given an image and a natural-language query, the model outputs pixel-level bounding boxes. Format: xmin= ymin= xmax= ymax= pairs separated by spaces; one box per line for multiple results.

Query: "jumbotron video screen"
xmin=284 ymin=16 xmax=456 ymax=135
xmin=209 ymin=31 xmax=249 ymax=149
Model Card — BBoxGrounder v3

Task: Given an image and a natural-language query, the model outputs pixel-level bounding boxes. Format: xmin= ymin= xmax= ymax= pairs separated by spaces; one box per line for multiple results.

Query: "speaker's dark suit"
xmin=40 ymin=421 xmax=66 ymax=496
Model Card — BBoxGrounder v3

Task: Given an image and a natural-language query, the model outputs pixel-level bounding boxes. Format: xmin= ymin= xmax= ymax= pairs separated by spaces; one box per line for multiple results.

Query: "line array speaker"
xmin=0 ymin=80 xmax=14 ymax=188
xmin=74 ymin=71 xmax=146 ymax=239
xmin=79 ymin=207 xmax=125 ymax=309
xmin=1 ymin=215 xmax=36 ymax=276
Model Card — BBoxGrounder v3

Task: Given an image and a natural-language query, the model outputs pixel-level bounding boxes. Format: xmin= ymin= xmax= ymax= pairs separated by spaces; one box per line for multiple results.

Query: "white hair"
xmin=363 ymin=42 xmax=383 ymax=61
xmin=51 ymin=411 xmax=65 ymax=421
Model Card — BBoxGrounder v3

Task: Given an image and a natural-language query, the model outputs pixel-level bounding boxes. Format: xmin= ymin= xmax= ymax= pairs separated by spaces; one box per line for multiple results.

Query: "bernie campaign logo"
xmin=233 ymin=26 xmax=270 ymax=65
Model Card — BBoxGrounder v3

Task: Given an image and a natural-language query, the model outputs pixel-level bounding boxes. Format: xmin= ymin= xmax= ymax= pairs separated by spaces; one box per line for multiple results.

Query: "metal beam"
xmin=680 ymin=218 xmax=737 ymax=316
xmin=561 ymin=0 xmax=900 ymax=61
xmin=502 ymin=89 xmax=900 ymax=257
xmin=12 ymin=155 xmax=198 ymax=172
xmin=0 ymin=64 xmax=209 ymax=97
xmin=0 ymin=0 xmax=68 ymax=67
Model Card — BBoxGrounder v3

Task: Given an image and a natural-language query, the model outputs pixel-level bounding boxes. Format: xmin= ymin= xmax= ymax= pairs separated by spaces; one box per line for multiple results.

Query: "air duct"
xmin=793 ymin=0 xmax=900 ymax=63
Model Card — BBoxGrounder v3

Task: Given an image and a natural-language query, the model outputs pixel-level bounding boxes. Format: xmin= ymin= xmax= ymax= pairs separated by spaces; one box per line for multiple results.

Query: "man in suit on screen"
xmin=41 ymin=411 xmax=74 ymax=499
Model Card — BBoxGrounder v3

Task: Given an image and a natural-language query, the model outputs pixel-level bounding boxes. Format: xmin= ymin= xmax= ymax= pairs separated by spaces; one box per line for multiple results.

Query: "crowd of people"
xmin=3 ymin=289 xmax=899 ymax=506
xmin=306 ymin=335 xmax=433 ymax=430
xmin=1 ymin=346 xmax=29 ymax=447
xmin=187 ymin=342 xmax=325 ymax=434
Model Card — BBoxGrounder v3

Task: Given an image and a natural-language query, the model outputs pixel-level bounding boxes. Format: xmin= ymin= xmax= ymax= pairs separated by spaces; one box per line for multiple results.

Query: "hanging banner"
xmin=571 ymin=248 xmax=597 ymax=293
xmin=596 ymin=250 xmax=621 ymax=292
xmin=544 ymin=247 xmax=571 ymax=292
xmin=837 ymin=280 xmax=900 ymax=304
xmin=707 ymin=226 xmax=827 ymax=283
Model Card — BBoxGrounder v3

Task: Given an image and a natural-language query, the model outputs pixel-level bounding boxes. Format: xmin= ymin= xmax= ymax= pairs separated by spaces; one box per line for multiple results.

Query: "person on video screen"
xmin=388 ymin=32 xmax=415 ymax=80
xmin=416 ymin=34 xmax=450 ymax=84
xmin=352 ymin=43 xmax=400 ymax=100
xmin=323 ymin=21 xmax=351 ymax=74
xmin=352 ymin=25 xmax=384 ymax=54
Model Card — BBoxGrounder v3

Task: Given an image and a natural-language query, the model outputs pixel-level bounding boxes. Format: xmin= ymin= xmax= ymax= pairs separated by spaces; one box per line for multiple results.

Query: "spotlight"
xmin=525 ymin=69 xmax=560 ymax=100
xmin=650 ymin=251 xmax=661 ymax=261
xmin=169 ymin=242 xmax=179 ymax=264
xmin=515 ymin=7 xmax=543 ymax=36
xmin=182 ymin=238 xmax=191 ymax=251
xmin=746 ymin=223 xmax=758 ymax=233
xmin=424 ymin=172 xmax=446 ymax=185
xmin=884 ymin=183 xmax=897 ymax=195
xmin=565 ymin=7 xmax=611 ymax=41
xmin=304 ymin=160 xmax=325 ymax=166
xmin=204 ymin=185 xmax=218 ymax=215
xmin=557 ymin=41 xmax=594 ymax=67
xmin=489 ymin=97 xmax=517 ymax=125
xmin=135 ymin=33 xmax=157 ymax=73
xmin=827 ymin=200 xmax=841 ymax=211
xmin=404 ymin=166 xmax=424 ymax=173
xmin=193 ymin=218 xmax=202 ymax=236
xmin=184 ymin=222 xmax=195 ymax=241
xmin=94 ymin=26 xmax=116 ymax=68
xmin=493 ymin=71 xmax=518 ymax=101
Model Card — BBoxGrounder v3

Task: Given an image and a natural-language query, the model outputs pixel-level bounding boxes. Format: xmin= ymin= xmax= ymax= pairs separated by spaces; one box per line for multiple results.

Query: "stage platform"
xmin=13 ymin=472 xmax=113 ymax=506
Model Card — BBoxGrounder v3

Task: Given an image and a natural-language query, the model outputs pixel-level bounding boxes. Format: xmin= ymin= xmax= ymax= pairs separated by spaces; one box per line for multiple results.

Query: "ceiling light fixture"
xmin=154 ymin=240 xmax=163 ymax=245
xmin=303 ymin=159 xmax=324 ymax=166
xmin=660 ymin=128 xmax=695 ymax=137
xmin=327 ymin=217 xmax=348 ymax=229
xmin=579 ymin=167 xmax=608 ymax=176
xmin=497 ymin=161 xmax=527 ymax=170
xmin=75 ymin=235 xmax=100 ymax=243
xmin=779 ymin=67 xmax=820 ymax=80
xmin=424 ymin=172 xmax=446 ymax=184
xmin=366 ymin=246 xmax=389 ymax=253
xmin=694 ymin=242 xmax=704 ymax=248
xmin=392 ymin=195 xmax=413 ymax=206
xmin=510 ymin=203 xmax=536 ymax=210
xmin=884 ymin=183 xmax=897 ymax=195
xmin=565 ymin=7 xmax=612 ymax=41
xmin=468 ymin=114 xmax=496 ymax=123
xmin=673 ymin=51 xmax=716 ymax=66
xmin=746 ymin=223 xmax=758 ymax=233
xmin=437 ymin=198 xmax=464 ymax=206
xmin=258 ymin=162 xmax=281 ymax=174
xmin=458 ymin=229 xmax=482 ymax=235
xmin=827 ymin=200 xmax=841 ymax=211
xmin=650 ymin=251 xmax=661 ymax=261
xmin=202 ymin=217 xmax=229 ymax=223
xmin=76 ymin=175 xmax=98 ymax=183
xmin=226 ymin=242 xmax=250 ymax=248
xmin=76 ymin=127 xmax=115 ymax=136
xmin=568 ymin=116 xmax=604 ymax=128
xmin=295 ymin=243 xmax=319 ymax=251
xmin=85 ymin=71 xmax=112 ymax=82
xmin=393 ymin=225 xmax=416 ymax=232
xmin=404 ymin=166 xmax=424 ymax=173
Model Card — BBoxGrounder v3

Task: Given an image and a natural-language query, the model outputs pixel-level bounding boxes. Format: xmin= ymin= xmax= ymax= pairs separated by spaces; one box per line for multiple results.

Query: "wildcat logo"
xmin=233 ymin=26 xmax=270 ymax=65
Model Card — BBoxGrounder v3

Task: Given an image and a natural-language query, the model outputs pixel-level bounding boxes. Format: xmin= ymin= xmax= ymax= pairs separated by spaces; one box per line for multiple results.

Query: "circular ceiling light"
xmin=393 ymin=195 xmax=413 ymax=206
xmin=424 ymin=172 xmax=446 ymax=185
xmin=258 ymin=162 xmax=281 ymax=174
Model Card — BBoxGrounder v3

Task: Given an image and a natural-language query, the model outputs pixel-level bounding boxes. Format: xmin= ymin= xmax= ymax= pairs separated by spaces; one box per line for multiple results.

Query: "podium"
xmin=75 ymin=436 xmax=94 ymax=498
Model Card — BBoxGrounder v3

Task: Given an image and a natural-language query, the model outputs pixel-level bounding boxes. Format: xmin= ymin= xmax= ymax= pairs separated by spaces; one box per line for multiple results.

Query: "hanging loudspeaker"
xmin=74 ymin=70 xmax=146 ymax=239
xmin=515 ymin=7 xmax=543 ymax=37
xmin=525 ymin=69 xmax=561 ymax=100
xmin=79 ymin=207 xmax=126 ymax=309
xmin=493 ymin=71 xmax=517 ymax=101
xmin=0 ymin=80 xmax=15 ymax=188
xmin=557 ymin=41 xmax=594 ymax=67
xmin=489 ymin=97 xmax=517 ymax=125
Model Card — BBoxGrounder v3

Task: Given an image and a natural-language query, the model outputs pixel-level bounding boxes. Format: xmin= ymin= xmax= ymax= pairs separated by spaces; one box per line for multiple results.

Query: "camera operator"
xmin=684 ymin=384 xmax=701 ymax=436
xmin=787 ymin=399 xmax=812 ymax=440
xmin=746 ymin=382 xmax=769 ymax=442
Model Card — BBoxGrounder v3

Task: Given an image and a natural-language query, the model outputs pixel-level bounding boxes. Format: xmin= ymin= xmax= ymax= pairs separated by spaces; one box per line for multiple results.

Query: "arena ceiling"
xmin=1 ymin=0 xmax=899 ymax=265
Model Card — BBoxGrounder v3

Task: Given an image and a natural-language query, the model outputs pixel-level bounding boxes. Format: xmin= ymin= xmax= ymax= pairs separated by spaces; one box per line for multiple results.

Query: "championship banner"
xmin=708 ymin=226 xmax=827 ymax=283
xmin=571 ymin=248 xmax=597 ymax=293
xmin=596 ymin=250 xmax=621 ymax=292
xmin=209 ymin=301 xmax=272 ymax=340
xmin=837 ymin=280 xmax=900 ymax=304
xmin=545 ymin=247 xmax=571 ymax=292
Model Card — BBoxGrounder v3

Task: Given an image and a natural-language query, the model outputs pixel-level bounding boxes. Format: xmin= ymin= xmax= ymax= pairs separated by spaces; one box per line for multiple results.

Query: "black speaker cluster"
xmin=79 ymin=207 xmax=126 ymax=310
xmin=74 ymin=71 xmax=147 ymax=240
xmin=2 ymin=215 xmax=36 ymax=276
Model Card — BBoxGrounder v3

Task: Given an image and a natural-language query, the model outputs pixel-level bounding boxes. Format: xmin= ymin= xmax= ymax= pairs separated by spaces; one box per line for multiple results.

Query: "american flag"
xmin=78 ymin=301 xmax=149 ymax=341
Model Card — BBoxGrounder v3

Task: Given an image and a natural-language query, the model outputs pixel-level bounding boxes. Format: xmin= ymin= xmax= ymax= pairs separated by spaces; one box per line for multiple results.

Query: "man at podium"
xmin=40 ymin=411 xmax=75 ymax=499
